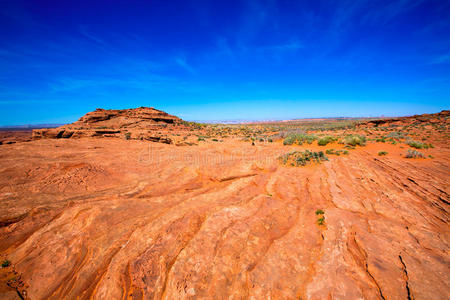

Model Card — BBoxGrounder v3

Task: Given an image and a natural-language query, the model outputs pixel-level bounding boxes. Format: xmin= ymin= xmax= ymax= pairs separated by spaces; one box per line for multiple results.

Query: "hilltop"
xmin=32 ymin=107 xmax=185 ymax=144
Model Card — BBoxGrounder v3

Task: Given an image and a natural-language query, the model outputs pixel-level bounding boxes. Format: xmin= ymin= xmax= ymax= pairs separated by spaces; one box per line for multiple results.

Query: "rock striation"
xmin=0 ymin=110 xmax=448 ymax=299
xmin=358 ymin=110 xmax=450 ymax=127
xmin=32 ymin=107 xmax=184 ymax=143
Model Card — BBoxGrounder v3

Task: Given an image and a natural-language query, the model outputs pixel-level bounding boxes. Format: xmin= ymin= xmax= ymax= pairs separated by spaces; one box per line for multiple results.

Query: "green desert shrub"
xmin=316 ymin=209 xmax=325 ymax=225
xmin=278 ymin=150 xmax=328 ymax=167
xmin=405 ymin=149 xmax=425 ymax=159
xmin=378 ymin=151 xmax=388 ymax=156
xmin=326 ymin=149 xmax=349 ymax=156
xmin=343 ymin=134 xmax=366 ymax=146
xmin=317 ymin=216 xmax=325 ymax=226
xmin=283 ymin=133 xmax=317 ymax=145
xmin=2 ymin=260 xmax=10 ymax=268
xmin=317 ymin=136 xmax=337 ymax=146
xmin=406 ymin=140 xmax=433 ymax=149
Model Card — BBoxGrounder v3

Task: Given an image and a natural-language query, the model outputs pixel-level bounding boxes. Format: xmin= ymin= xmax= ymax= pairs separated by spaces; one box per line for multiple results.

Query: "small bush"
xmin=378 ymin=151 xmax=388 ymax=156
xmin=317 ymin=216 xmax=325 ymax=226
xmin=315 ymin=209 xmax=324 ymax=215
xmin=278 ymin=150 xmax=328 ymax=167
xmin=283 ymin=134 xmax=317 ymax=145
xmin=317 ymin=136 xmax=337 ymax=146
xmin=212 ymin=138 xmax=218 ymax=142
xmin=326 ymin=149 xmax=349 ymax=156
xmin=343 ymin=134 xmax=366 ymax=146
xmin=405 ymin=149 xmax=425 ymax=159
xmin=124 ymin=132 xmax=131 ymax=140
xmin=2 ymin=260 xmax=11 ymax=268
xmin=198 ymin=137 xmax=205 ymax=141
xmin=268 ymin=138 xmax=273 ymax=143
xmin=406 ymin=140 xmax=433 ymax=149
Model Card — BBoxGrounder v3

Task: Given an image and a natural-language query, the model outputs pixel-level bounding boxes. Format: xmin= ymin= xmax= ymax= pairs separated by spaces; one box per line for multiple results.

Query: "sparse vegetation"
xmin=315 ymin=209 xmax=325 ymax=225
xmin=378 ymin=151 xmax=388 ymax=156
xmin=317 ymin=136 xmax=337 ymax=146
xmin=343 ymin=134 xmax=366 ymax=146
xmin=405 ymin=149 xmax=426 ymax=159
xmin=124 ymin=132 xmax=131 ymax=140
xmin=278 ymin=150 xmax=328 ymax=166
xmin=406 ymin=140 xmax=433 ymax=149
xmin=2 ymin=259 xmax=11 ymax=268
xmin=283 ymin=133 xmax=317 ymax=145
xmin=326 ymin=149 xmax=349 ymax=156
xmin=317 ymin=216 xmax=325 ymax=225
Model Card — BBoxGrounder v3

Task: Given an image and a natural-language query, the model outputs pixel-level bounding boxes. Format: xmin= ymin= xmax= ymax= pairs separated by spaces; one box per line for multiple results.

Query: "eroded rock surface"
xmin=0 ymin=136 xmax=448 ymax=299
xmin=0 ymin=111 xmax=449 ymax=299
xmin=32 ymin=107 xmax=184 ymax=143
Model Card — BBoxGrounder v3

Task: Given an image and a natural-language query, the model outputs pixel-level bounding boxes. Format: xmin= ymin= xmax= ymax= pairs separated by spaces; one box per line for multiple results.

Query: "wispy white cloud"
xmin=262 ymin=40 xmax=303 ymax=52
xmin=79 ymin=26 xmax=109 ymax=47
xmin=174 ymin=56 xmax=196 ymax=74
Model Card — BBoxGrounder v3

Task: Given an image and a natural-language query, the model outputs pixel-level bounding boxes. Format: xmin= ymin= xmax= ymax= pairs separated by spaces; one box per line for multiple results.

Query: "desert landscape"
xmin=0 ymin=107 xmax=448 ymax=299
xmin=1 ymin=1 xmax=450 ymax=299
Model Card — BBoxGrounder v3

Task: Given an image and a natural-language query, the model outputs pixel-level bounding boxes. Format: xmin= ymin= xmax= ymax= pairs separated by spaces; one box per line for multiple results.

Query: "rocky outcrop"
xmin=358 ymin=110 xmax=449 ymax=127
xmin=32 ymin=107 xmax=184 ymax=143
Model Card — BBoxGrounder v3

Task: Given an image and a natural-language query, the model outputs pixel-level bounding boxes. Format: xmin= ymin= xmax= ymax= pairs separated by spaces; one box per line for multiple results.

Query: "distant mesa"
xmin=32 ymin=107 xmax=185 ymax=144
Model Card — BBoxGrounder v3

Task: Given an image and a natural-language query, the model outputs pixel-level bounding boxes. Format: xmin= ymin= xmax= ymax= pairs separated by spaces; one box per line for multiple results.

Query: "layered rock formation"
xmin=32 ymin=107 xmax=183 ymax=143
xmin=358 ymin=110 xmax=450 ymax=127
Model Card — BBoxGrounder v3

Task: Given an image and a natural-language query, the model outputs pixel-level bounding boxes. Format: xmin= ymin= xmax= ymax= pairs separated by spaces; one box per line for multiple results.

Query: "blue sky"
xmin=0 ymin=0 xmax=449 ymax=125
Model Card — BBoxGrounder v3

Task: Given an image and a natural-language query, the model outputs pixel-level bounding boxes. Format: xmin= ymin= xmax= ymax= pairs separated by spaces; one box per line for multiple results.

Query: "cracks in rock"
xmin=350 ymin=234 xmax=386 ymax=300
xmin=399 ymin=255 xmax=412 ymax=300
xmin=217 ymin=173 xmax=257 ymax=182
xmin=365 ymin=261 xmax=386 ymax=300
